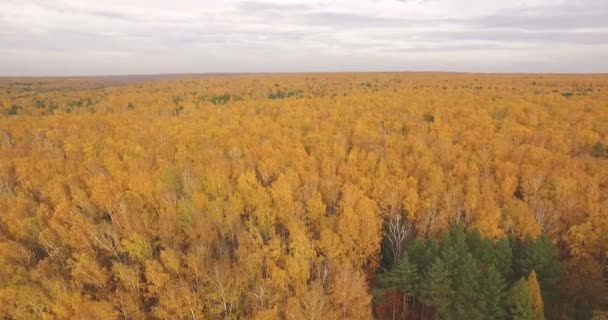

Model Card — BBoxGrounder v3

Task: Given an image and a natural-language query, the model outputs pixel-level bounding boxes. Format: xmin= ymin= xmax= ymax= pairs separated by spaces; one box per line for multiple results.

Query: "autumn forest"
xmin=0 ymin=73 xmax=607 ymax=319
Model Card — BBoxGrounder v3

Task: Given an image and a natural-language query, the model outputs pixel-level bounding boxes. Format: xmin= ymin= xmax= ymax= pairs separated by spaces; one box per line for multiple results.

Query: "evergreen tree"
xmin=465 ymin=228 xmax=483 ymax=255
xmin=394 ymin=256 xmax=420 ymax=317
xmin=439 ymin=242 xmax=460 ymax=280
xmin=494 ymin=237 xmax=513 ymax=281
xmin=452 ymin=253 xmax=483 ymax=320
xmin=408 ymin=239 xmax=432 ymax=273
xmin=468 ymin=229 xmax=494 ymax=268
xmin=374 ymin=227 xmax=563 ymax=320
xmin=421 ymin=257 xmax=452 ymax=319
xmin=377 ymin=255 xmax=420 ymax=317
xmin=481 ymin=265 xmax=508 ymax=320
xmin=446 ymin=224 xmax=468 ymax=257
xmin=526 ymin=271 xmax=544 ymax=320
xmin=513 ymin=236 xmax=561 ymax=300
xmin=507 ymin=278 xmax=534 ymax=320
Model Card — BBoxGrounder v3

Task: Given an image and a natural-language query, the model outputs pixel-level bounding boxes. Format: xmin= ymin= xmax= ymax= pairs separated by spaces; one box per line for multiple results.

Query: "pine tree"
xmin=494 ymin=238 xmax=513 ymax=281
xmin=394 ymin=255 xmax=420 ymax=317
xmin=513 ymin=236 xmax=561 ymax=300
xmin=421 ymin=257 xmax=452 ymax=319
xmin=452 ymin=253 xmax=483 ymax=320
xmin=527 ymin=271 xmax=544 ymax=320
xmin=376 ymin=255 xmax=420 ymax=319
xmin=409 ymin=238 xmax=438 ymax=274
xmin=507 ymin=278 xmax=534 ymax=320
xmin=481 ymin=265 xmax=508 ymax=320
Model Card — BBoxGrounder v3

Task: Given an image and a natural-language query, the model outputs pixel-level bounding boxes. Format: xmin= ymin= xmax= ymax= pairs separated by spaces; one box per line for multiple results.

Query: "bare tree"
xmin=382 ymin=213 xmax=413 ymax=269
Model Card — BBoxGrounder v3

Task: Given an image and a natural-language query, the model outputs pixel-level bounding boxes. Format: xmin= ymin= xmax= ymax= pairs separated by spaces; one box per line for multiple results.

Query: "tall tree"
xmin=527 ymin=271 xmax=544 ymax=320
xmin=481 ymin=265 xmax=508 ymax=320
xmin=421 ymin=257 xmax=452 ymax=320
xmin=507 ymin=278 xmax=534 ymax=320
xmin=513 ymin=236 xmax=561 ymax=300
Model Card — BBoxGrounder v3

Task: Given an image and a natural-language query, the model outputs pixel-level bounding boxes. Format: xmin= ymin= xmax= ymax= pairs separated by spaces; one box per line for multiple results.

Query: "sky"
xmin=0 ymin=0 xmax=607 ymax=76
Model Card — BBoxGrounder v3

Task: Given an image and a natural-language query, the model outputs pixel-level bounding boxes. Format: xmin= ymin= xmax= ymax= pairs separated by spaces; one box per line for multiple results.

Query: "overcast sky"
xmin=1 ymin=0 xmax=607 ymax=76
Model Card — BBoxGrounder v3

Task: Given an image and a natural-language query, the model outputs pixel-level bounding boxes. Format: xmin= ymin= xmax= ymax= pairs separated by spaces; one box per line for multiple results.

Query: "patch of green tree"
xmin=374 ymin=226 xmax=560 ymax=320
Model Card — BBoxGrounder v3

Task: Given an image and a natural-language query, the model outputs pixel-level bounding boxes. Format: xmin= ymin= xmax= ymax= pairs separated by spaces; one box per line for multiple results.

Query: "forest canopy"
xmin=0 ymin=73 xmax=607 ymax=319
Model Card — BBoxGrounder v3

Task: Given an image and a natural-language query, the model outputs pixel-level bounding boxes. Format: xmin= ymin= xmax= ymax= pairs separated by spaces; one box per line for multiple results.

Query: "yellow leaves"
xmin=202 ymin=169 xmax=230 ymax=200
xmin=120 ymin=234 xmax=152 ymax=264
xmin=176 ymin=198 xmax=195 ymax=231
xmin=464 ymin=176 xmax=480 ymax=213
xmin=284 ymin=218 xmax=315 ymax=286
xmin=330 ymin=263 xmax=372 ymax=320
xmin=45 ymin=178 xmax=69 ymax=208
xmin=112 ymin=262 xmax=141 ymax=292
xmin=318 ymin=227 xmax=344 ymax=262
xmin=0 ymin=284 xmax=48 ymax=320
xmin=206 ymin=262 xmax=241 ymax=319
xmin=285 ymin=281 xmax=333 ymax=320
xmin=270 ymin=170 xmax=300 ymax=218
xmin=145 ymin=260 xmax=169 ymax=296
xmin=501 ymin=200 xmax=541 ymax=239
xmin=253 ymin=308 xmax=279 ymax=320
xmin=0 ymin=241 xmax=32 ymax=267
xmin=565 ymin=206 xmax=608 ymax=259
xmin=46 ymin=291 xmax=116 ymax=320
xmin=306 ymin=193 xmax=326 ymax=228
xmin=473 ymin=194 xmax=504 ymax=239
xmin=126 ymin=171 xmax=155 ymax=202
xmin=1 ymin=193 xmax=40 ymax=242
xmin=336 ymin=184 xmax=382 ymax=270
xmin=70 ymin=253 xmax=110 ymax=289
xmin=500 ymin=176 xmax=518 ymax=203
xmin=88 ymin=175 xmax=123 ymax=215
xmin=238 ymin=170 xmax=270 ymax=210
xmin=160 ymin=248 xmax=181 ymax=275
xmin=402 ymin=184 xmax=420 ymax=221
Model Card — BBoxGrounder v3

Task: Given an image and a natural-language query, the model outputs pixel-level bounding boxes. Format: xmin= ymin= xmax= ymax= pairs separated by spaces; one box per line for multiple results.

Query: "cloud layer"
xmin=1 ymin=0 xmax=607 ymax=75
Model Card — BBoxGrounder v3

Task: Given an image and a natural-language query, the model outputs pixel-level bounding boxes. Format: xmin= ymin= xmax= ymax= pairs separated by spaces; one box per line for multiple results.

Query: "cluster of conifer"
xmin=375 ymin=226 xmax=560 ymax=319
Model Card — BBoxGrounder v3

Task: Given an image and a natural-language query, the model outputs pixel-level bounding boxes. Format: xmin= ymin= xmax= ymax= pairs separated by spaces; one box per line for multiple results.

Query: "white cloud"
xmin=0 ymin=0 xmax=607 ymax=75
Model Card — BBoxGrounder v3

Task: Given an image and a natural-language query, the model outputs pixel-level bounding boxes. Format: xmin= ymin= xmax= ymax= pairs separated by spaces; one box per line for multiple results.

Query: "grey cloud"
xmin=298 ymin=11 xmax=416 ymax=28
xmin=236 ymin=1 xmax=421 ymax=29
xmin=403 ymin=29 xmax=608 ymax=46
xmin=31 ymin=0 xmax=138 ymax=21
xmin=470 ymin=2 xmax=608 ymax=30
xmin=84 ymin=9 xmax=134 ymax=21
xmin=376 ymin=43 xmax=519 ymax=53
xmin=1 ymin=0 xmax=607 ymax=75
xmin=238 ymin=1 xmax=315 ymax=12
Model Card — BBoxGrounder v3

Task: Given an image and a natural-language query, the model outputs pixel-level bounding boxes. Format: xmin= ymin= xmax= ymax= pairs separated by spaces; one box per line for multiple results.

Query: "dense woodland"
xmin=0 ymin=73 xmax=607 ymax=319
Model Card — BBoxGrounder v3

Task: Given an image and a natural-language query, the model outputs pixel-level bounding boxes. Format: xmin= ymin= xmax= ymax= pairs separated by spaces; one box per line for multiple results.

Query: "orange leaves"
xmin=112 ymin=262 xmax=142 ymax=292
xmin=336 ymin=184 xmax=382 ymax=271
xmin=330 ymin=263 xmax=373 ymax=320
xmin=144 ymin=260 xmax=169 ymax=296
xmin=70 ymin=253 xmax=111 ymax=290
xmin=501 ymin=200 xmax=542 ymax=239
xmin=0 ymin=73 xmax=607 ymax=318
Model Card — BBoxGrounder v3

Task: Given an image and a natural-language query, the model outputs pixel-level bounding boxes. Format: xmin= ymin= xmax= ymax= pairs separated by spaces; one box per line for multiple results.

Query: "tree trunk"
xmin=402 ymin=290 xmax=407 ymax=320
xmin=420 ymin=304 xmax=425 ymax=320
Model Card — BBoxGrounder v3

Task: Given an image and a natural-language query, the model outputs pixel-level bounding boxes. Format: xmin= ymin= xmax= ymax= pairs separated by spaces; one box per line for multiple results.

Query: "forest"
xmin=0 ymin=73 xmax=607 ymax=319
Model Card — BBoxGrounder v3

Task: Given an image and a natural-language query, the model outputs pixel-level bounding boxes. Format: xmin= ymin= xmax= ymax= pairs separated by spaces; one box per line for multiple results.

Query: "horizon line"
xmin=2 ymin=70 xmax=608 ymax=79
